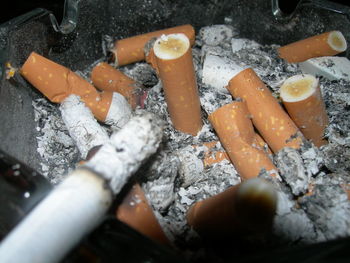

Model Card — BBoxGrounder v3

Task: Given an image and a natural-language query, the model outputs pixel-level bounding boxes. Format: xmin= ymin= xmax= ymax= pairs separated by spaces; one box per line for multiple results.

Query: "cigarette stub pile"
xmin=16 ymin=23 xmax=349 ymax=256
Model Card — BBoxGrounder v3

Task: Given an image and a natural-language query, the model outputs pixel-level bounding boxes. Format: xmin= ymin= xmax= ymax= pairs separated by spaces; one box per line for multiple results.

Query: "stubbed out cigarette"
xmin=0 ymin=112 xmax=164 ymax=263
xmin=209 ymin=101 xmax=277 ymax=180
xmin=20 ymin=52 xmax=132 ymax=127
xmin=278 ymin=31 xmax=347 ymax=63
xmin=110 ymin=24 xmax=195 ymax=66
xmin=116 ymin=183 xmax=169 ymax=244
xmin=197 ymin=141 xmax=229 ymax=167
xmin=91 ymin=62 xmax=142 ymax=109
xmin=60 ymin=95 xmax=109 ymax=159
xmin=227 ymin=68 xmax=303 ymax=153
xmin=280 ymin=74 xmax=329 ymax=147
xmin=153 ymin=33 xmax=202 ymax=135
xmin=187 ymin=178 xmax=277 ymax=238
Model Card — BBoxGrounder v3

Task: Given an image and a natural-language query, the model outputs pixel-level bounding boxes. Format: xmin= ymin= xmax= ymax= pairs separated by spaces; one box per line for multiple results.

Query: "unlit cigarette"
xmin=278 ymin=31 xmax=347 ymax=63
xmin=20 ymin=52 xmax=132 ymax=126
xmin=280 ymin=74 xmax=329 ymax=147
xmin=227 ymin=68 xmax=303 ymax=153
xmin=209 ymin=101 xmax=277 ymax=180
xmin=110 ymin=24 xmax=195 ymax=66
xmin=187 ymin=178 xmax=277 ymax=238
xmin=153 ymin=33 xmax=202 ymax=135
xmin=116 ymin=183 xmax=170 ymax=244
xmin=60 ymin=95 xmax=109 ymax=159
xmin=202 ymin=54 xmax=246 ymax=94
xmin=0 ymin=112 xmax=163 ymax=263
xmin=91 ymin=62 xmax=142 ymax=109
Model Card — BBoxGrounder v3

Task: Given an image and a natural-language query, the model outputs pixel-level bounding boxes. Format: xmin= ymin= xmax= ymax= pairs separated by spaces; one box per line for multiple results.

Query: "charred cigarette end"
xmin=103 ymin=92 xmax=132 ymax=127
xmin=111 ymin=24 xmax=195 ymax=67
xmin=153 ymin=33 xmax=202 ymax=135
xmin=116 ymin=183 xmax=169 ymax=244
xmin=228 ymin=68 xmax=303 ymax=153
xmin=208 ymin=101 xmax=277 ymax=180
xmin=280 ymin=74 xmax=329 ymax=147
xmin=85 ymin=111 xmax=164 ymax=194
xmin=278 ymin=31 xmax=347 ymax=63
xmin=186 ymin=178 xmax=277 ymax=238
xmin=60 ymin=95 xmax=109 ymax=159
xmin=91 ymin=62 xmax=140 ymax=109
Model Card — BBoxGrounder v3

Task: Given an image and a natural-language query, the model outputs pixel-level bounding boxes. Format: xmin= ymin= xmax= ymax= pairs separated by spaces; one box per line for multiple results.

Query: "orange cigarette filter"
xmin=20 ymin=52 xmax=113 ymax=122
xmin=193 ymin=141 xmax=229 ymax=167
xmin=153 ymin=33 xmax=202 ymax=135
xmin=208 ymin=101 xmax=277 ymax=180
xmin=116 ymin=183 xmax=169 ymax=245
xmin=278 ymin=31 xmax=347 ymax=63
xmin=91 ymin=62 xmax=139 ymax=109
xmin=227 ymin=68 xmax=303 ymax=153
xmin=280 ymin=74 xmax=329 ymax=147
xmin=187 ymin=178 xmax=277 ymax=238
xmin=110 ymin=24 xmax=195 ymax=66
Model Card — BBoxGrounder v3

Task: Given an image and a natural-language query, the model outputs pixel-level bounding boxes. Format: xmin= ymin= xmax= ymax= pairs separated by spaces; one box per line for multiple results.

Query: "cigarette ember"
xmin=24 ymin=23 xmax=350 ymax=262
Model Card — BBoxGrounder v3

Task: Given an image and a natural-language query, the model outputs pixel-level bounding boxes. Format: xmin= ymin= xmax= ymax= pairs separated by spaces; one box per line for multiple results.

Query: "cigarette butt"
xmin=280 ymin=74 xmax=329 ymax=147
xmin=153 ymin=33 xmax=202 ymax=135
xmin=194 ymin=141 xmax=229 ymax=167
xmin=91 ymin=62 xmax=140 ymax=109
xmin=278 ymin=31 xmax=347 ymax=63
xmin=187 ymin=178 xmax=277 ymax=238
xmin=110 ymin=24 xmax=195 ymax=66
xmin=20 ymin=52 xmax=98 ymax=103
xmin=20 ymin=52 xmax=132 ymax=126
xmin=227 ymin=68 xmax=303 ymax=153
xmin=208 ymin=101 xmax=278 ymax=180
xmin=116 ymin=183 xmax=169 ymax=244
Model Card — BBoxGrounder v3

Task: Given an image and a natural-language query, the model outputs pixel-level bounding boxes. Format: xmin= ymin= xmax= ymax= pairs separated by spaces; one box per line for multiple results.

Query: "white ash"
xmin=104 ymin=92 xmax=132 ymax=129
xmin=60 ymin=95 xmax=109 ymax=159
xmin=120 ymin=62 xmax=158 ymax=88
xmin=32 ymin=98 xmax=79 ymax=185
xmin=199 ymin=24 xmax=237 ymax=48
xmin=231 ymin=38 xmax=260 ymax=53
xmin=85 ymin=111 xmax=164 ymax=195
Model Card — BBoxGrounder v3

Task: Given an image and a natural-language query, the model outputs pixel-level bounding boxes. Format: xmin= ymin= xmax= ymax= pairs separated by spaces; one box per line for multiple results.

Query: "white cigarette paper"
xmin=202 ymin=54 xmax=246 ymax=93
xmin=60 ymin=95 xmax=109 ymax=159
xmin=0 ymin=111 xmax=164 ymax=263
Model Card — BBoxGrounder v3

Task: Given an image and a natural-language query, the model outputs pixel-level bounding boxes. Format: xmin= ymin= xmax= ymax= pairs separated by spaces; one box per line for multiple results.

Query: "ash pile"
xmin=32 ymin=24 xmax=350 ymax=260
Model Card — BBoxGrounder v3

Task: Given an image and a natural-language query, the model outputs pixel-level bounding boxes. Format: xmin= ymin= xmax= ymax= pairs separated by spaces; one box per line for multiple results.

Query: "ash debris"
xmin=31 ymin=23 xmax=350 ymax=260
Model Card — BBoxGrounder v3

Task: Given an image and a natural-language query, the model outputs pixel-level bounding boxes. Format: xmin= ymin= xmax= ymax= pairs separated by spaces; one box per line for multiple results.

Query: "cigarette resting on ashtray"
xmin=20 ymin=52 xmax=132 ymax=127
xmin=278 ymin=31 xmax=347 ymax=63
xmin=109 ymin=24 xmax=195 ymax=66
xmin=0 ymin=112 xmax=164 ymax=263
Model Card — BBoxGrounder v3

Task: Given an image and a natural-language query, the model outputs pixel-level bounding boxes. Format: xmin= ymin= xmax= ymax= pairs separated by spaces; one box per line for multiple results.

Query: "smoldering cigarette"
xmin=0 ymin=112 xmax=164 ymax=263
xmin=20 ymin=52 xmax=132 ymax=127
xmin=116 ymin=183 xmax=170 ymax=244
xmin=91 ymin=62 xmax=143 ymax=109
xmin=110 ymin=24 xmax=195 ymax=66
xmin=227 ymin=68 xmax=303 ymax=153
xmin=202 ymin=54 xmax=247 ymax=94
xmin=60 ymin=94 xmax=109 ymax=159
xmin=209 ymin=101 xmax=278 ymax=180
xmin=280 ymin=74 xmax=329 ymax=147
xmin=278 ymin=31 xmax=347 ymax=63
xmin=186 ymin=178 xmax=277 ymax=238
xmin=152 ymin=33 xmax=202 ymax=135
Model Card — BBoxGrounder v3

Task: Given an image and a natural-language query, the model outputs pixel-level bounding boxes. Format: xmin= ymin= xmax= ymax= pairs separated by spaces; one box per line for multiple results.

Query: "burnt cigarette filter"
xmin=91 ymin=62 xmax=141 ymax=109
xmin=60 ymin=95 xmax=109 ymax=159
xmin=209 ymin=101 xmax=277 ymax=180
xmin=227 ymin=68 xmax=303 ymax=153
xmin=197 ymin=141 xmax=229 ymax=168
xmin=153 ymin=33 xmax=202 ymax=135
xmin=20 ymin=52 xmax=132 ymax=127
xmin=187 ymin=178 xmax=277 ymax=238
xmin=280 ymin=74 xmax=329 ymax=147
xmin=278 ymin=31 xmax=347 ymax=63
xmin=116 ymin=183 xmax=169 ymax=244
xmin=110 ymin=24 xmax=195 ymax=66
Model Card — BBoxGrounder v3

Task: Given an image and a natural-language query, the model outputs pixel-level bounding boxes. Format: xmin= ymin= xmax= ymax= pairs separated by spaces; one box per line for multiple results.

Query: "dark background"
xmin=1 ymin=0 xmax=350 ymax=25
